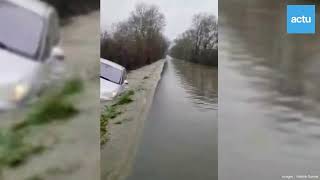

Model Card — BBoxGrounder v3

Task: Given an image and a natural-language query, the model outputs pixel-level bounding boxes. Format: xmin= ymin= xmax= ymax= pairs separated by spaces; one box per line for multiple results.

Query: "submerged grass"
xmin=0 ymin=78 xmax=83 ymax=167
xmin=100 ymin=90 xmax=135 ymax=145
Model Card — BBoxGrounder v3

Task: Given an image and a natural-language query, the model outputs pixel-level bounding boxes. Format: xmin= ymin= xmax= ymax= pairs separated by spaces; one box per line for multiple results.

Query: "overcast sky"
xmin=101 ymin=0 xmax=218 ymax=40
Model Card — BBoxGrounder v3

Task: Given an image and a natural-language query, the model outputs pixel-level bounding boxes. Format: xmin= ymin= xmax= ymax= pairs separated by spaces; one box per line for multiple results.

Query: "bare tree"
xmin=100 ymin=3 xmax=169 ymax=70
xmin=170 ymin=13 xmax=218 ymax=66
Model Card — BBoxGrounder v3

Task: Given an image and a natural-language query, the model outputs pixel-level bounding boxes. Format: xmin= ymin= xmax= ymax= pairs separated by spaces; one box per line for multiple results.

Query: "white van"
xmin=0 ymin=0 xmax=64 ymax=109
xmin=100 ymin=58 xmax=128 ymax=101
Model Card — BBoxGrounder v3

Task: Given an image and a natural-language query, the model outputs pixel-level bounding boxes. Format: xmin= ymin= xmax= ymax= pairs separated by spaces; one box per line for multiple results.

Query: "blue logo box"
xmin=287 ymin=5 xmax=315 ymax=34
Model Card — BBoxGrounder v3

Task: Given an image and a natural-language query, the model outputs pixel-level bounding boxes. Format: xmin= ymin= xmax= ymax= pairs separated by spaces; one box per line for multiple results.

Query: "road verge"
xmin=101 ymin=59 xmax=166 ymax=180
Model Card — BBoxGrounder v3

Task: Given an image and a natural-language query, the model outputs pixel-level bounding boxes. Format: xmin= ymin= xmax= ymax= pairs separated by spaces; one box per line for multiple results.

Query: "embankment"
xmin=101 ymin=59 xmax=166 ymax=180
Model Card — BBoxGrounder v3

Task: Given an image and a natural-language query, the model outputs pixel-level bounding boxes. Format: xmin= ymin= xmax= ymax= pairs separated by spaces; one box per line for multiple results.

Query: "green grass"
xmin=0 ymin=78 xmax=84 ymax=167
xmin=59 ymin=78 xmax=84 ymax=96
xmin=100 ymin=90 xmax=135 ymax=145
xmin=115 ymin=90 xmax=134 ymax=106
xmin=13 ymin=97 xmax=78 ymax=131
xmin=0 ymin=131 xmax=44 ymax=167
xmin=13 ymin=79 xmax=83 ymax=131
xmin=25 ymin=175 xmax=43 ymax=180
xmin=105 ymin=106 xmax=122 ymax=119
xmin=100 ymin=106 xmax=122 ymax=145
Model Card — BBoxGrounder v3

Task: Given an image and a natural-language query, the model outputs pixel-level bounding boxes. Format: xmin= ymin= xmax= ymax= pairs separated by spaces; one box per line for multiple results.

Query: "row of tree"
xmin=170 ymin=14 xmax=218 ymax=66
xmin=41 ymin=0 xmax=99 ymax=18
xmin=100 ymin=3 xmax=170 ymax=70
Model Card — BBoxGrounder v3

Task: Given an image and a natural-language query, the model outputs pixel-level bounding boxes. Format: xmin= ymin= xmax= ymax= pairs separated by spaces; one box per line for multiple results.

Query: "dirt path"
xmin=1 ymin=11 xmax=100 ymax=180
xmin=101 ymin=59 xmax=165 ymax=180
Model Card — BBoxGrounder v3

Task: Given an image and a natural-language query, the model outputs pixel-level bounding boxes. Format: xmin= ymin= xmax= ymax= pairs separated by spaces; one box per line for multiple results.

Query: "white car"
xmin=0 ymin=0 xmax=64 ymax=109
xmin=100 ymin=58 xmax=128 ymax=101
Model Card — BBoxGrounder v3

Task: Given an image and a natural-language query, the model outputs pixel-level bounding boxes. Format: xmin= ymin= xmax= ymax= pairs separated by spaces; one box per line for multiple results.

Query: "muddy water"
xmin=127 ymin=59 xmax=218 ymax=180
xmin=220 ymin=1 xmax=320 ymax=179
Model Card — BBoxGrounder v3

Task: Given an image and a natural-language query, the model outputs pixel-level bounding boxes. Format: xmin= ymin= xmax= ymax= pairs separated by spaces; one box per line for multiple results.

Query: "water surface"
xmin=127 ymin=58 xmax=218 ymax=180
xmin=220 ymin=1 xmax=320 ymax=179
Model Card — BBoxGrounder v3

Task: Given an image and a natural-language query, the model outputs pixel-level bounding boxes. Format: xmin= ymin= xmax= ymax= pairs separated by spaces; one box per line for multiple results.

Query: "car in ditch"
xmin=100 ymin=58 xmax=128 ymax=101
xmin=0 ymin=0 xmax=64 ymax=109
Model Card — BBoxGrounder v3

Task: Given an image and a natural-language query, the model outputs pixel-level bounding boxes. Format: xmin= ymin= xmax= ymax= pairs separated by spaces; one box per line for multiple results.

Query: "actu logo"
xmin=287 ymin=5 xmax=315 ymax=34
xmin=290 ymin=16 xmax=312 ymax=23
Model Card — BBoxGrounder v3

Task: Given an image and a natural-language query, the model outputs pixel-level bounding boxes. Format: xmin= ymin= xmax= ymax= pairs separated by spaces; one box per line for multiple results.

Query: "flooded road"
xmin=127 ymin=58 xmax=218 ymax=180
xmin=220 ymin=1 xmax=320 ymax=179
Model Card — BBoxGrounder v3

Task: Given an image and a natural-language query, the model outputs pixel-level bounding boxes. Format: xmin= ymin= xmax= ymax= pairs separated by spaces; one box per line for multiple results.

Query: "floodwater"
xmin=127 ymin=58 xmax=218 ymax=180
xmin=219 ymin=1 xmax=320 ymax=180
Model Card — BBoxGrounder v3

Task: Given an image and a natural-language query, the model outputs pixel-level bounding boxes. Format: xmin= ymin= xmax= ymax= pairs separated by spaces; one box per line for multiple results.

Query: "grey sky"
xmin=101 ymin=0 xmax=218 ymax=40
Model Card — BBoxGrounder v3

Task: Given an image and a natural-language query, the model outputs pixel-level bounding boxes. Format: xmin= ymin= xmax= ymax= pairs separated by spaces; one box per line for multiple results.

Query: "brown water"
xmin=127 ymin=58 xmax=218 ymax=180
xmin=219 ymin=1 xmax=320 ymax=179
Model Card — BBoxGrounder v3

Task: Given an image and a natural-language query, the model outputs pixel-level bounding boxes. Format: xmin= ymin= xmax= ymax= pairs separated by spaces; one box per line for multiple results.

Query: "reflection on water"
xmin=220 ymin=1 xmax=320 ymax=179
xmin=127 ymin=59 xmax=218 ymax=180
xmin=172 ymin=60 xmax=218 ymax=111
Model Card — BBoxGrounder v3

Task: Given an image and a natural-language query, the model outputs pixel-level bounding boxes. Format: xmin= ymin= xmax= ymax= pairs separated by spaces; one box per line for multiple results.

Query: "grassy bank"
xmin=100 ymin=90 xmax=135 ymax=145
xmin=101 ymin=60 xmax=165 ymax=180
xmin=0 ymin=79 xmax=83 ymax=168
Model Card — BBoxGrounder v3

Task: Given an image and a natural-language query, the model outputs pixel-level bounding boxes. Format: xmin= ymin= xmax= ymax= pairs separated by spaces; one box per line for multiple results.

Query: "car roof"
xmin=4 ymin=0 xmax=53 ymax=17
xmin=100 ymin=58 xmax=125 ymax=71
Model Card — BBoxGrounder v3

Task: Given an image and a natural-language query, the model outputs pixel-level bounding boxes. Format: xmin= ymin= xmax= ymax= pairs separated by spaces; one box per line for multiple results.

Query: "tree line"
xmin=41 ymin=0 xmax=99 ymax=18
xmin=100 ymin=3 xmax=170 ymax=70
xmin=170 ymin=13 xmax=218 ymax=66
